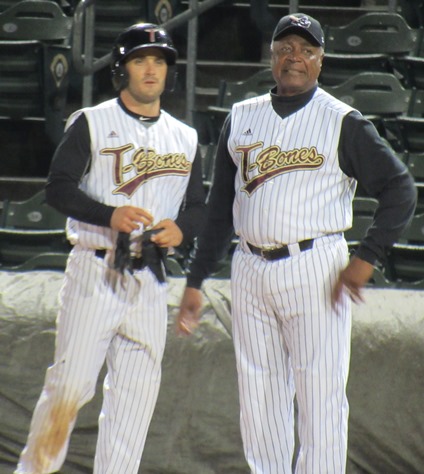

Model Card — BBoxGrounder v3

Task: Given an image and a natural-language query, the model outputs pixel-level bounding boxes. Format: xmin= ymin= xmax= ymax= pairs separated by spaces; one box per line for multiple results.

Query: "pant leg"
xmin=94 ymin=270 xmax=168 ymax=474
xmin=277 ymin=236 xmax=351 ymax=474
xmin=15 ymin=249 xmax=136 ymax=474
xmin=231 ymin=248 xmax=296 ymax=474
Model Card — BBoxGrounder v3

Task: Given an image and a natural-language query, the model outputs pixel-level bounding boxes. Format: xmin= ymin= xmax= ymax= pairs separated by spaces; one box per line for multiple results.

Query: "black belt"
xmin=95 ymin=249 xmax=147 ymax=270
xmin=247 ymin=239 xmax=314 ymax=261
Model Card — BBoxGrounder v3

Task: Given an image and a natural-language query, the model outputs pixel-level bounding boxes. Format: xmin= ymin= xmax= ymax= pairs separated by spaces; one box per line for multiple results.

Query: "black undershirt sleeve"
xmin=186 ymin=114 xmax=236 ymax=288
xmin=45 ymin=113 xmax=116 ymax=227
xmin=175 ymin=147 xmax=207 ymax=246
xmin=338 ymin=112 xmax=417 ymax=264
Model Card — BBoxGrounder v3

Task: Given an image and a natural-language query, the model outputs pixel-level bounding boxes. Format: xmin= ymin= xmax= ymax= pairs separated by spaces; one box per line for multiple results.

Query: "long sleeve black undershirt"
xmin=45 ymin=112 xmax=206 ymax=246
xmin=186 ymin=86 xmax=417 ymax=288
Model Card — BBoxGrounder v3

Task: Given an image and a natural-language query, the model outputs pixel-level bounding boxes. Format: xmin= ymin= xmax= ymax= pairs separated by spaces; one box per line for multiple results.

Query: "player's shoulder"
xmin=65 ymin=98 xmax=119 ymax=129
xmin=160 ymin=109 xmax=198 ymax=136
xmin=314 ymin=87 xmax=356 ymax=115
xmin=232 ymin=93 xmax=271 ymax=112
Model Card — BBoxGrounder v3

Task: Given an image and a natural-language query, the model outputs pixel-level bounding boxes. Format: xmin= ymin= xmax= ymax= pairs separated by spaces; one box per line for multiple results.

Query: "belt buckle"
xmin=260 ymin=248 xmax=272 ymax=259
xmin=260 ymin=245 xmax=280 ymax=260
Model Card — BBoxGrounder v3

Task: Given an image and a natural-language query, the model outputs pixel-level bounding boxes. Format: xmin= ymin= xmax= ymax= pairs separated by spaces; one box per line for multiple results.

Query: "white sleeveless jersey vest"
xmin=228 ymin=88 xmax=357 ymax=246
xmin=65 ymin=99 xmax=197 ymax=249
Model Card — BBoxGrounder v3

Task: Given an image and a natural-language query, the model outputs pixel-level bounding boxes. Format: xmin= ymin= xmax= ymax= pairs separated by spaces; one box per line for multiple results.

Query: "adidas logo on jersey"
xmin=108 ymin=130 xmax=119 ymax=138
xmin=242 ymin=128 xmax=252 ymax=136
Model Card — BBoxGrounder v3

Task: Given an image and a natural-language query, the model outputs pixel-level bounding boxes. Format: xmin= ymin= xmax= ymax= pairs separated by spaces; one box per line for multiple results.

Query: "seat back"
xmin=407 ymin=89 xmax=424 ymax=118
xmin=319 ymin=52 xmax=394 ymax=87
xmin=93 ymin=0 xmax=147 ymax=58
xmin=392 ymin=55 xmax=424 ymax=90
xmin=401 ymin=213 xmax=424 ymax=243
xmin=1 ymin=189 xmax=66 ymax=230
xmin=406 ymin=152 xmax=424 ymax=183
xmin=385 ymin=243 xmax=424 ymax=283
xmin=217 ymin=68 xmax=275 ymax=109
xmin=395 ymin=116 xmax=424 ymax=153
xmin=0 ymin=0 xmax=72 ymax=42
xmin=321 ymin=72 xmax=411 ymax=116
xmin=344 ymin=196 xmax=378 ymax=243
xmin=199 ymin=143 xmax=217 ymax=192
xmin=0 ymin=1 xmax=72 ymax=173
xmin=324 ymin=12 xmax=421 ymax=55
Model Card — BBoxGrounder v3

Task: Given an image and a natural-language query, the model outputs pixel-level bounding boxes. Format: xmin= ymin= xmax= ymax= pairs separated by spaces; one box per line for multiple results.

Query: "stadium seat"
xmin=324 ymin=12 xmax=421 ymax=55
xmin=199 ymin=143 xmax=217 ymax=192
xmin=0 ymin=0 xmax=72 ymax=177
xmin=406 ymin=88 xmax=424 ymax=118
xmin=385 ymin=116 xmax=424 ymax=153
xmin=208 ymin=68 xmax=275 ymax=115
xmin=0 ymin=189 xmax=71 ymax=270
xmin=319 ymin=52 xmax=394 ymax=87
xmin=384 ymin=243 xmax=424 ymax=284
xmin=203 ymin=68 xmax=275 ymax=147
xmin=392 ymin=55 xmax=424 ymax=90
xmin=321 ymin=72 xmax=411 ymax=117
xmin=93 ymin=0 xmax=148 ymax=58
xmin=344 ymin=196 xmax=378 ymax=245
xmin=2 ymin=251 xmax=69 ymax=272
xmin=399 ymin=212 xmax=424 ymax=244
xmin=0 ymin=0 xmax=72 ymax=42
xmin=406 ymin=152 xmax=424 ymax=185
xmin=366 ymin=265 xmax=395 ymax=288
xmin=405 ymin=153 xmax=424 ymax=212
xmin=0 ymin=189 xmax=66 ymax=230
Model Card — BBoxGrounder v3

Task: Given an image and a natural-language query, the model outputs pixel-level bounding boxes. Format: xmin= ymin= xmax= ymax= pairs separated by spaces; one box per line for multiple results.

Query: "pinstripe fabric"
xmin=16 ymin=97 xmax=196 ymax=473
xmin=229 ymin=89 xmax=356 ymax=246
xmin=66 ymin=99 xmax=197 ymax=250
xmin=232 ymin=235 xmax=351 ymax=474
xmin=16 ymin=249 xmax=168 ymax=474
xmin=227 ymin=88 xmax=355 ymax=474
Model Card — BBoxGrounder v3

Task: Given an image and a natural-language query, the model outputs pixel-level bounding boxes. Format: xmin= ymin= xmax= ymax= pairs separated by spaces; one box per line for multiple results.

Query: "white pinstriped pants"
xmin=15 ymin=247 xmax=168 ymax=474
xmin=231 ymin=234 xmax=351 ymax=474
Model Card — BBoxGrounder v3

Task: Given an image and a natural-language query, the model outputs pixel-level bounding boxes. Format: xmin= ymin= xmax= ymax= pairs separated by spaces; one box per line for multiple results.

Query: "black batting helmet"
xmin=110 ymin=23 xmax=178 ymax=92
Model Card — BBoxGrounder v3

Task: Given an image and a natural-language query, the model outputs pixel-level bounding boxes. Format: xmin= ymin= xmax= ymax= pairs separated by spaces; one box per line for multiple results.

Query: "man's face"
xmin=124 ymin=47 xmax=168 ymax=104
xmin=271 ymin=34 xmax=324 ymax=96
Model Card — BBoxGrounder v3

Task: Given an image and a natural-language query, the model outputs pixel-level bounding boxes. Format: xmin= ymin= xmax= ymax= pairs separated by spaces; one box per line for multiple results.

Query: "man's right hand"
xmin=176 ymin=287 xmax=203 ymax=335
xmin=110 ymin=206 xmax=154 ymax=233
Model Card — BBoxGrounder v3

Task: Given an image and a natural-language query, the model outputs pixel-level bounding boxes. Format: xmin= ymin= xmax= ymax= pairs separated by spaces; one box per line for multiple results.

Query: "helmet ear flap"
xmin=165 ymin=65 xmax=178 ymax=92
xmin=111 ymin=63 xmax=129 ymax=91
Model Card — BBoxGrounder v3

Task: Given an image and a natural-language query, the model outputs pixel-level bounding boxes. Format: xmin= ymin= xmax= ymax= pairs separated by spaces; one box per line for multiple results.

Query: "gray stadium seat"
xmin=324 ymin=12 xmax=421 ymax=55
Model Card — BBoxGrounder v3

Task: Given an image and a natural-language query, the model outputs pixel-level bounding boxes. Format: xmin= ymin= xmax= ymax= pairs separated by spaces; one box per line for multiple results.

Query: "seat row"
xmin=1 ymin=189 xmax=423 ymax=290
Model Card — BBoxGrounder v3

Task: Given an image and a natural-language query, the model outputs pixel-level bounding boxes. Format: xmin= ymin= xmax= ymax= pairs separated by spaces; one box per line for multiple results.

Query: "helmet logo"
xmin=145 ymin=27 xmax=158 ymax=43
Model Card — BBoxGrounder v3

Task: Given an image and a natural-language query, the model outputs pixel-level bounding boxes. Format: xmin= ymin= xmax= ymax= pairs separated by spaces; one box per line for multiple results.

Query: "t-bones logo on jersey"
xmin=100 ymin=144 xmax=192 ymax=198
xmin=235 ymin=141 xmax=325 ymax=196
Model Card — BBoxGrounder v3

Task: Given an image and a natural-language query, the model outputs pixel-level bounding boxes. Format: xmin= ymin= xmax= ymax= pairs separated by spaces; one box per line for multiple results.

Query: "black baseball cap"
xmin=272 ymin=13 xmax=325 ymax=47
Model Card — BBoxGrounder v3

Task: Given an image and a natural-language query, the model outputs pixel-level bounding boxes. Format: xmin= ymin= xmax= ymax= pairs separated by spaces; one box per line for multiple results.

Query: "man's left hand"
xmin=332 ymin=256 xmax=375 ymax=307
xmin=149 ymin=219 xmax=183 ymax=248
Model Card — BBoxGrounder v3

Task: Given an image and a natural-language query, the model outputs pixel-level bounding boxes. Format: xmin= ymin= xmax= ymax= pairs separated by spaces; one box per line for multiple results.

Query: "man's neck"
xmin=117 ymin=96 xmax=161 ymax=122
xmin=119 ymin=91 xmax=161 ymax=117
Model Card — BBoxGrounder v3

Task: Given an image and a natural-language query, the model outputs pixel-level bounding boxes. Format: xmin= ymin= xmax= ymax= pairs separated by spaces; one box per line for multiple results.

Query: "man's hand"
xmin=150 ymin=219 xmax=183 ymax=248
xmin=176 ymin=287 xmax=203 ymax=335
xmin=332 ymin=255 xmax=375 ymax=307
xmin=110 ymin=206 xmax=153 ymax=233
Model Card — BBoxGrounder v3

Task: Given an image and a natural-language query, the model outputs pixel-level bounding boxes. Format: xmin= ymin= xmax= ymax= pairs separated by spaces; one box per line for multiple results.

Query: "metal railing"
xmin=71 ymin=0 xmax=226 ymax=124
xmin=70 ymin=0 xmax=400 ymax=122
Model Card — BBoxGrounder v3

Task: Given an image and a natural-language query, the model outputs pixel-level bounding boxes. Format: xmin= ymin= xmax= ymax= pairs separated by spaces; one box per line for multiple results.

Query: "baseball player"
xmin=177 ymin=13 xmax=417 ymax=474
xmin=15 ymin=23 xmax=205 ymax=474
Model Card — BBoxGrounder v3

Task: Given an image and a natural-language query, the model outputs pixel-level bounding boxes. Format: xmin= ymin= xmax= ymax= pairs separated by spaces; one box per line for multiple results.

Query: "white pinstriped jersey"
xmin=228 ymin=88 xmax=357 ymax=247
xmin=64 ymin=99 xmax=197 ymax=250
